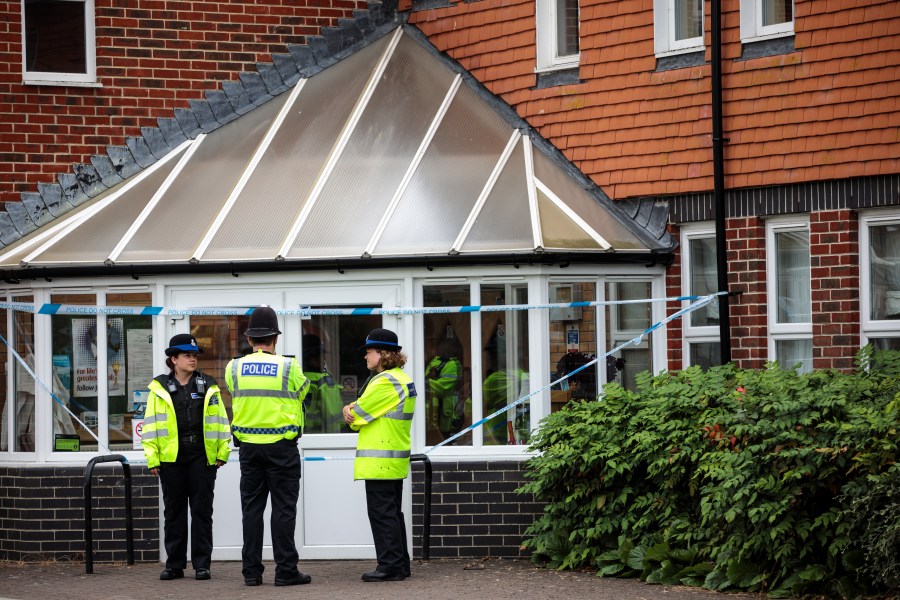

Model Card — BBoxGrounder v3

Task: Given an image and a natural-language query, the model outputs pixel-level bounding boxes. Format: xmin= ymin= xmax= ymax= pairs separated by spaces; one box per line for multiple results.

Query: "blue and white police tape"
xmin=1 ymin=292 xmax=717 ymax=318
xmin=0 ymin=291 xmax=724 ymax=459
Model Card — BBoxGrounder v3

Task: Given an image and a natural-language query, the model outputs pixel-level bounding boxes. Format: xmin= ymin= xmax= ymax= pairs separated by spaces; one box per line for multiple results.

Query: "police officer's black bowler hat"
xmin=362 ymin=328 xmax=402 ymax=351
xmin=165 ymin=333 xmax=203 ymax=356
xmin=244 ymin=305 xmax=282 ymax=337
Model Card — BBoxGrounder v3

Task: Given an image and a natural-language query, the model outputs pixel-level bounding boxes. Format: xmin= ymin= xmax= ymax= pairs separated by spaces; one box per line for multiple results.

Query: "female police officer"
xmin=142 ymin=334 xmax=231 ymax=581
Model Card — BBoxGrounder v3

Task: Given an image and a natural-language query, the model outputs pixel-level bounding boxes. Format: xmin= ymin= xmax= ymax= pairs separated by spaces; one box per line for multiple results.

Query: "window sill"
xmin=534 ymin=67 xmax=581 ymax=89
xmin=23 ymin=79 xmax=103 ymax=88
xmin=655 ymin=50 xmax=706 ymax=72
xmin=738 ymin=34 xmax=796 ymax=60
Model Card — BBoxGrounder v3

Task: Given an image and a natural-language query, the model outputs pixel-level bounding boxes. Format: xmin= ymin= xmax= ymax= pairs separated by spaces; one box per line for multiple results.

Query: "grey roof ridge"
xmin=0 ymin=0 xmax=401 ymax=250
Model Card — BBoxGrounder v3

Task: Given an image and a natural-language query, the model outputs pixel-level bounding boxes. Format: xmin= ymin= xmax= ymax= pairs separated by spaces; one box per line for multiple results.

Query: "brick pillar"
xmin=728 ymin=216 xmax=768 ymax=369
xmin=810 ymin=210 xmax=859 ymax=371
xmin=665 ymin=224 xmax=683 ymax=370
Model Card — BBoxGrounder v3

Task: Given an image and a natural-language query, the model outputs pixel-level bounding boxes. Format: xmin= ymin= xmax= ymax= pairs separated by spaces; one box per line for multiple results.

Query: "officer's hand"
xmin=215 ymin=460 xmax=226 ymax=468
xmin=342 ymin=404 xmax=355 ymax=425
xmin=150 ymin=467 xmax=159 ymax=477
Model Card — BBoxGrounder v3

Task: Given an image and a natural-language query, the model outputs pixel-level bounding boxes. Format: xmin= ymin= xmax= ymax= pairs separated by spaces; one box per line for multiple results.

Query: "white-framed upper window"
xmin=740 ymin=0 xmax=794 ymax=43
xmin=766 ymin=216 xmax=812 ymax=373
xmin=536 ymin=0 xmax=580 ymax=72
xmin=654 ymin=0 xmax=704 ymax=56
xmin=680 ymin=223 xmax=721 ymax=369
xmin=22 ymin=0 xmax=97 ymax=86
xmin=860 ymin=210 xmax=900 ymax=351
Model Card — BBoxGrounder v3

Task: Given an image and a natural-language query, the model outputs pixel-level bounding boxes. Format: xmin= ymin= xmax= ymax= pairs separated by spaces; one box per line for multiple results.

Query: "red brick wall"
xmin=0 ymin=0 xmax=367 ymax=202
xmin=726 ymin=216 xmax=768 ymax=370
xmin=408 ymin=0 xmax=900 ymax=200
xmin=810 ymin=210 xmax=860 ymax=370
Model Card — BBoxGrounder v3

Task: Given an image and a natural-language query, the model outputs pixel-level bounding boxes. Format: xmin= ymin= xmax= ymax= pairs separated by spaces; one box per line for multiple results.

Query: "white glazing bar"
xmin=106 ymin=134 xmax=207 ymax=264
xmin=18 ymin=138 xmax=193 ymax=266
xmin=523 ymin=135 xmax=542 ymax=249
xmin=191 ymin=79 xmax=308 ymax=262
xmin=535 ymin=177 xmax=612 ymax=249
xmin=451 ymin=130 xmax=519 ymax=252
xmin=276 ymin=26 xmax=403 ymax=259
xmin=364 ymin=74 xmax=462 ymax=256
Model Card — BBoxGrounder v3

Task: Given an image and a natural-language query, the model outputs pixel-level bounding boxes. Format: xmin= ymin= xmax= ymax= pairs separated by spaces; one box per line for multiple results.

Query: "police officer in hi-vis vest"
xmin=225 ymin=306 xmax=311 ymax=587
xmin=342 ymin=328 xmax=416 ymax=582
xmin=143 ymin=334 xmax=231 ymax=582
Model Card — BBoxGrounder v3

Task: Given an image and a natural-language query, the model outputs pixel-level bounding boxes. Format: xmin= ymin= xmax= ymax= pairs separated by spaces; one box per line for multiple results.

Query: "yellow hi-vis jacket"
xmin=226 ymin=350 xmax=310 ymax=444
xmin=142 ymin=377 xmax=231 ymax=469
xmin=349 ymin=368 xmax=416 ymax=480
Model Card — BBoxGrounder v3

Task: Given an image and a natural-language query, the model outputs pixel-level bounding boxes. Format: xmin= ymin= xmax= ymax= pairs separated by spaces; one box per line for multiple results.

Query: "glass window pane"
xmin=688 ymin=236 xmax=719 ymax=327
xmin=301 ymin=311 xmax=380 ymax=434
xmin=555 ymin=0 xmax=580 ymax=57
xmin=689 ymin=342 xmax=721 ymax=371
xmin=0 ymin=305 xmax=6 ymax=452
xmin=51 ymin=293 xmax=97 ymax=452
xmin=870 ymin=338 xmax=900 ymax=352
xmin=607 ymin=281 xmax=652 ymax=391
xmin=12 ymin=297 xmax=35 ymax=452
xmin=190 ymin=315 xmax=251 ymax=417
xmin=106 ymin=293 xmax=153 ymax=451
xmin=24 ymin=0 xmax=86 ymax=74
xmin=424 ymin=285 xmax=472 ymax=446
xmin=483 ymin=284 xmax=529 ymax=445
xmin=775 ymin=230 xmax=811 ymax=324
xmin=775 ymin=338 xmax=812 ymax=373
xmin=291 ymin=35 xmax=457 ymax=259
xmin=372 ymin=81 xmax=512 ymax=256
xmin=869 ymin=222 xmax=900 ymax=321
xmin=762 ymin=0 xmax=792 ymax=27
xmin=674 ymin=0 xmax=703 ymax=41
xmin=550 ymin=282 xmax=597 ymax=411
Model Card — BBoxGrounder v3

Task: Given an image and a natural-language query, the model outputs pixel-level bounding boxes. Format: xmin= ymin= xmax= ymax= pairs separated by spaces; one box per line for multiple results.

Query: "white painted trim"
xmin=534 ymin=177 xmax=611 ymax=249
xmin=21 ymin=0 xmax=97 ymax=85
xmin=523 ymin=136 xmax=542 ymax=249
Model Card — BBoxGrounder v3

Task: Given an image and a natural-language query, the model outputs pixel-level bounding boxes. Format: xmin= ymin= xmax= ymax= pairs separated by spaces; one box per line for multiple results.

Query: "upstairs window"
xmin=741 ymin=0 xmax=794 ymax=42
xmin=654 ymin=0 xmax=704 ymax=56
xmin=22 ymin=0 xmax=97 ymax=85
xmin=536 ymin=0 xmax=580 ymax=71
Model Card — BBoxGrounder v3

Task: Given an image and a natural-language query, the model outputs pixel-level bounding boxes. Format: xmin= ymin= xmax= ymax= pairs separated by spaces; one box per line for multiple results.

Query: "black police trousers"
xmin=365 ymin=479 xmax=411 ymax=576
xmin=158 ymin=441 xmax=218 ymax=570
xmin=238 ymin=439 xmax=302 ymax=580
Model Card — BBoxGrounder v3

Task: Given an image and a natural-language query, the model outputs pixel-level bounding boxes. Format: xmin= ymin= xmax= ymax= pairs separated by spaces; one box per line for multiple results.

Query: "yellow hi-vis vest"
xmin=226 ymin=350 xmax=310 ymax=444
xmin=142 ymin=377 xmax=231 ymax=469
xmin=349 ymin=368 xmax=416 ymax=480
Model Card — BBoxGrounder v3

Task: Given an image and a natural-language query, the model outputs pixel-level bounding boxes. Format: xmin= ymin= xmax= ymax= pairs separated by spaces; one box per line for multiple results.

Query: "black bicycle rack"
xmin=410 ymin=453 xmax=433 ymax=560
xmin=83 ymin=454 xmax=134 ymax=574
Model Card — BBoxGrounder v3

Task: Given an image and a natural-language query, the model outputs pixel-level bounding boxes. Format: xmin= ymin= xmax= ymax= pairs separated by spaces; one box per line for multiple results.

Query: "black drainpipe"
xmin=711 ymin=0 xmax=732 ymax=364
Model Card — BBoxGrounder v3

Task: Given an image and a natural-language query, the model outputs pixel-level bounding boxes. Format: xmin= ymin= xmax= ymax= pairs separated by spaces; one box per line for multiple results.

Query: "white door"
xmin=165 ymin=283 xmax=403 ymax=561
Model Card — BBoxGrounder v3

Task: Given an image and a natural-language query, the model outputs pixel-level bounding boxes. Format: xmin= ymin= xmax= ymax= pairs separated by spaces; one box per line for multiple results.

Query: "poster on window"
xmin=73 ymin=318 xmax=125 ymax=397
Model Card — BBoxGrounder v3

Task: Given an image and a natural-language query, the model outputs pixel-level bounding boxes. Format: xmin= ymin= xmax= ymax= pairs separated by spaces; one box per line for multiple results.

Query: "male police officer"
xmin=225 ymin=306 xmax=311 ymax=587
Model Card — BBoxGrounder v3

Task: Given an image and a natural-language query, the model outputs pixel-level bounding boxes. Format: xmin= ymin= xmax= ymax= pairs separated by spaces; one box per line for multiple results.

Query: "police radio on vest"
xmin=242 ymin=363 xmax=278 ymax=377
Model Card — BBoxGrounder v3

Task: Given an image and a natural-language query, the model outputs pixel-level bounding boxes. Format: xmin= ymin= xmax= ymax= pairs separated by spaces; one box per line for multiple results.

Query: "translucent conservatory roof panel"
xmin=201 ymin=32 xmax=394 ymax=262
xmin=537 ymin=187 xmax=603 ymax=250
xmin=23 ymin=147 xmax=187 ymax=265
xmin=115 ymin=93 xmax=290 ymax=264
xmin=460 ymin=138 xmax=535 ymax=253
xmin=532 ymin=147 xmax=646 ymax=250
xmin=286 ymin=33 xmax=456 ymax=259
xmin=372 ymin=81 xmax=514 ymax=256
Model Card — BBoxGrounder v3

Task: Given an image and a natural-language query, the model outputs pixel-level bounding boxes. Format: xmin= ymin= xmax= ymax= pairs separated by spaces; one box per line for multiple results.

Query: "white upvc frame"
xmin=21 ymin=0 xmax=98 ymax=86
xmin=766 ymin=216 xmax=812 ymax=368
xmin=653 ymin=0 xmax=705 ymax=57
xmin=740 ymin=0 xmax=794 ymax=44
xmin=679 ymin=222 xmax=720 ymax=366
xmin=605 ymin=276 xmax=668 ymax=387
xmin=535 ymin=0 xmax=580 ymax=72
xmin=860 ymin=209 xmax=900 ymax=346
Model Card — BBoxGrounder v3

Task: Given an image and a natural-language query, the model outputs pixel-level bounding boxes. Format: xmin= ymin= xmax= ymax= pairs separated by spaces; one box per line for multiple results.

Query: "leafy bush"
xmin=520 ymin=348 xmax=899 ymax=598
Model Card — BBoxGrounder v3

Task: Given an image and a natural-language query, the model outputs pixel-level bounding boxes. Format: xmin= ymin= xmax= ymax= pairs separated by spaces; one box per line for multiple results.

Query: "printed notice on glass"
xmin=126 ymin=329 xmax=154 ymax=401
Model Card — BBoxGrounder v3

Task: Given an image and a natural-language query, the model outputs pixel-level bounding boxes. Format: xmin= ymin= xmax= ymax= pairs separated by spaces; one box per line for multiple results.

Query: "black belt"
xmin=180 ymin=434 xmax=203 ymax=444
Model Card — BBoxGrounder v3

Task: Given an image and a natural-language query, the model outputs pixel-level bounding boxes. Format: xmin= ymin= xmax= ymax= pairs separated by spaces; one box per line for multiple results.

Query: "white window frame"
xmin=21 ymin=0 xmax=98 ymax=86
xmin=740 ymin=0 xmax=794 ymax=44
xmin=680 ymin=223 xmax=720 ymax=366
xmin=653 ymin=0 xmax=704 ymax=57
xmin=766 ymin=216 xmax=812 ymax=369
xmin=860 ymin=210 xmax=900 ymax=347
xmin=535 ymin=0 xmax=580 ymax=72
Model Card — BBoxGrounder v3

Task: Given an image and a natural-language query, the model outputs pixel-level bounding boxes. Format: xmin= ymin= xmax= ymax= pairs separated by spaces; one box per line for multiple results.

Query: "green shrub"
xmin=520 ymin=348 xmax=899 ymax=598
